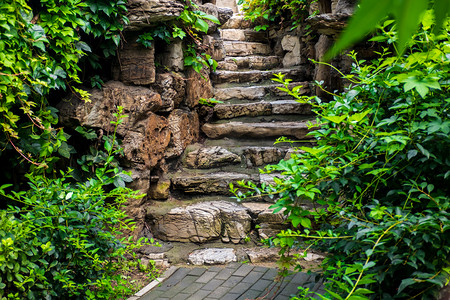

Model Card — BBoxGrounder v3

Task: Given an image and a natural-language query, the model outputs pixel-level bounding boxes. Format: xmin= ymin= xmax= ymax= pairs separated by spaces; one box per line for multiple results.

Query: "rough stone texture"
xmin=172 ymin=172 xmax=256 ymax=194
xmin=335 ymin=0 xmax=357 ymax=14
xmin=243 ymin=202 xmax=289 ymax=239
xmin=281 ymin=35 xmax=301 ymax=67
xmin=271 ymin=100 xmax=312 ymax=115
xmin=203 ymin=34 xmax=226 ymax=62
xmin=185 ymin=68 xmax=213 ymax=108
xmin=159 ymin=40 xmax=184 ymax=72
xmin=201 ymin=121 xmax=312 ymax=139
xmin=113 ymin=33 xmax=156 ymax=85
xmin=148 ymin=201 xmax=252 ymax=243
xmin=126 ymin=0 xmax=184 ymax=30
xmin=185 ymin=146 xmax=241 ymax=168
xmin=149 ymin=178 xmax=171 ymax=200
xmin=307 ymin=13 xmax=350 ymax=36
xmin=217 ymin=7 xmax=234 ymax=25
xmin=222 ymin=15 xmax=254 ymax=30
xmin=214 ymin=102 xmax=272 ymax=119
xmin=57 ymin=81 xmax=170 ymax=167
xmin=152 ymin=72 xmax=186 ymax=112
xmin=217 ymin=56 xmax=280 ymax=71
xmin=314 ymin=34 xmax=334 ymax=98
xmin=223 ymin=41 xmax=271 ymax=56
xmin=188 ymin=248 xmax=237 ymax=265
xmin=244 ymin=147 xmax=285 ymax=167
xmin=216 ymin=0 xmax=239 ymax=13
xmin=244 ymin=247 xmax=280 ymax=263
xmin=220 ymin=29 xmax=268 ymax=43
xmin=199 ymin=3 xmax=220 ymax=34
xmin=212 ymin=68 xmax=304 ymax=85
xmin=165 ymin=109 xmax=200 ymax=158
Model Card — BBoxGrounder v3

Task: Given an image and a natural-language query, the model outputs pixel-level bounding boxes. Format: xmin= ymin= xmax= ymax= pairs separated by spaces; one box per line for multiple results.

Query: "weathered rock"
xmin=185 ymin=146 xmax=241 ymax=169
xmin=152 ymin=72 xmax=185 ymax=111
xmin=212 ymin=68 xmax=304 ymax=85
xmin=334 ymin=0 xmax=357 ymax=14
xmin=126 ymin=0 xmax=184 ymax=30
xmin=271 ymin=100 xmax=312 ymax=115
xmin=148 ymin=201 xmax=252 ymax=243
xmin=216 ymin=0 xmax=239 ymax=13
xmin=113 ymin=33 xmax=156 ymax=85
xmin=222 ymin=15 xmax=253 ymax=29
xmin=244 ymin=247 xmax=280 ymax=263
xmin=217 ymin=56 xmax=280 ymax=71
xmin=220 ymin=29 xmax=268 ymax=42
xmin=199 ymin=3 xmax=221 ymax=34
xmin=204 ymin=34 xmax=226 ymax=62
xmin=281 ymin=35 xmax=301 ymax=67
xmin=307 ymin=13 xmax=350 ymax=36
xmin=172 ymin=172 xmax=256 ymax=194
xmin=188 ymin=248 xmax=237 ymax=265
xmin=217 ymin=7 xmax=234 ymax=25
xmin=159 ymin=40 xmax=184 ymax=72
xmin=214 ymin=102 xmax=272 ymax=119
xmin=142 ymin=113 xmax=171 ymax=167
xmin=185 ymin=68 xmax=213 ymax=108
xmin=244 ymin=147 xmax=285 ymax=166
xmin=243 ymin=202 xmax=289 ymax=239
xmin=201 ymin=121 xmax=312 ymax=139
xmin=149 ymin=178 xmax=171 ymax=200
xmin=223 ymin=41 xmax=272 ymax=56
xmin=165 ymin=109 xmax=200 ymax=158
xmin=314 ymin=34 xmax=334 ymax=98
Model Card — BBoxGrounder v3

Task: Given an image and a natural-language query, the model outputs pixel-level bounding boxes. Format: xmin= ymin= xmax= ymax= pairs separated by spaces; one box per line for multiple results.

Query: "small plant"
xmin=198 ymin=97 xmax=223 ymax=107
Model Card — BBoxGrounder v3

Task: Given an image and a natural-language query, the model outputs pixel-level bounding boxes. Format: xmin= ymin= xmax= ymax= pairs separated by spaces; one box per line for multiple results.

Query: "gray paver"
xmin=138 ymin=264 xmax=324 ymax=300
xmin=233 ymin=264 xmax=254 ymax=277
xmin=196 ymin=271 xmax=220 ymax=283
xmin=221 ymin=293 xmax=241 ymax=300
xmin=188 ymin=289 xmax=212 ymax=300
xmin=208 ymin=286 xmax=232 ymax=298
xmin=203 ymin=279 xmax=225 ymax=291
xmin=222 ymin=275 xmax=244 ymax=287
xmin=229 ymin=282 xmax=254 ymax=294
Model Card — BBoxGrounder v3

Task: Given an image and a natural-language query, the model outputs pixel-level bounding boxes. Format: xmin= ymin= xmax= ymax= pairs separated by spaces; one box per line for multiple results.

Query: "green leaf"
xmin=325 ymin=0 xmax=391 ymax=60
xmin=433 ymin=0 xmax=450 ymax=35
xmin=194 ymin=18 xmax=209 ymax=33
xmin=323 ymin=115 xmax=347 ymax=124
xmin=397 ymin=278 xmax=416 ymax=294
xmin=394 ymin=0 xmax=428 ymax=54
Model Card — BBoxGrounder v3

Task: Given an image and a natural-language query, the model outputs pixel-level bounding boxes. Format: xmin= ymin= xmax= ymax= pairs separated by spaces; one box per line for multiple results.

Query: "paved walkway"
xmin=131 ymin=263 xmax=325 ymax=300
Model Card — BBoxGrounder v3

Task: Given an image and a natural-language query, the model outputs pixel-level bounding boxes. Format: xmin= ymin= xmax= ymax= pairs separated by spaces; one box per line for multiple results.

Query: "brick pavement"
xmin=135 ymin=263 xmax=325 ymax=300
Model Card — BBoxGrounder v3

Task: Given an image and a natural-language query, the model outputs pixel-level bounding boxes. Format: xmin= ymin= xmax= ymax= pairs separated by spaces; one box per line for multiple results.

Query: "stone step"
xmin=223 ymin=41 xmax=271 ymax=56
xmin=217 ymin=56 xmax=281 ymax=71
xmin=183 ymin=144 xmax=307 ymax=169
xmin=204 ymin=137 xmax=309 ymax=149
xmin=214 ymin=81 xmax=310 ymax=101
xmin=221 ymin=15 xmax=255 ymax=29
xmin=220 ymin=29 xmax=268 ymax=42
xmin=201 ymin=120 xmax=314 ymax=139
xmin=214 ymin=100 xmax=312 ymax=119
xmin=211 ymin=68 xmax=306 ymax=85
xmin=171 ymin=171 xmax=259 ymax=195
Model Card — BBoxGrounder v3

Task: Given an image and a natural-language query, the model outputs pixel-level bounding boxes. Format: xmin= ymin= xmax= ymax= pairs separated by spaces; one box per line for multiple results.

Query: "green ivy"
xmin=234 ymin=10 xmax=450 ymax=299
xmin=0 ymin=0 xmax=126 ymax=170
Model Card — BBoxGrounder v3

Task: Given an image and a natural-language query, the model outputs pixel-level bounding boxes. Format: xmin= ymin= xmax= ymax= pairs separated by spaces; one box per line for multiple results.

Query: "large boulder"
xmin=152 ymin=72 xmax=186 ymax=112
xmin=165 ymin=109 xmax=200 ymax=158
xmin=126 ymin=0 xmax=184 ymax=30
xmin=147 ymin=201 xmax=252 ymax=243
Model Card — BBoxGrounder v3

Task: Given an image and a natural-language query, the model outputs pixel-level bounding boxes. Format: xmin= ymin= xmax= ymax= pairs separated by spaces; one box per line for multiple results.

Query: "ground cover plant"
xmin=233 ymin=9 xmax=450 ymax=299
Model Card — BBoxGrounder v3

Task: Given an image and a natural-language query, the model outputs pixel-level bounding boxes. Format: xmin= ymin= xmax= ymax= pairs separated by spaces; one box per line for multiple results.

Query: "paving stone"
xmin=233 ymin=264 xmax=254 ymax=277
xmin=158 ymin=268 xmax=191 ymax=290
xmin=172 ymin=293 xmax=191 ymax=300
xmin=188 ymin=268 xmax=207 ymax=276
xmin=216 ymin=267 xmax=236 ymax=280
xmin=183 ymin=282 xmax=204 ymax=294
xmin=229 ymin=282 xmax=254 ymax=294
xmin=237 ymin=289 xmax=263 ymax=300
xmin=250 ymin=279 xmax=274 ymax=292
xmin=203 ymin=279 xmax=225 ymax=291
xmin=242 ymin=270 xmax=265 ymax=283
xmin=207 ymin=286 xmax=232 ymax=298
xmin=196 ymin=271 xmax=219 ymax=283
xmin=261 ymin=268 xmax=279 ymax=280
xmin=222 ymin=275 xmax=244 ymax=287
xmin=188 ymin=289 xmax=212 ymax=300
xmin=253 ymin=266 xmax=270 ymax=273
xmin=221 ymin=293 xmax=241 ymax=300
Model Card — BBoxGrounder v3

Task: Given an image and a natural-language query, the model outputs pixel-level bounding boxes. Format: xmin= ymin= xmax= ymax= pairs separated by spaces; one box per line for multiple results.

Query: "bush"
xmin=234 ymin=10 xmax=450 ymax=299
xmin=0 ymin=108 xmax=153 ymax=299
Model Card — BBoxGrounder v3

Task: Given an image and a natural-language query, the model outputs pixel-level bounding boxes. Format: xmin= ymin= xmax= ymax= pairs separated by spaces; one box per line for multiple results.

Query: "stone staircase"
xmin=170 ymin=13 xmax=314 ymax=199
xmin=145 ymin=12 xmax=316 ymax=263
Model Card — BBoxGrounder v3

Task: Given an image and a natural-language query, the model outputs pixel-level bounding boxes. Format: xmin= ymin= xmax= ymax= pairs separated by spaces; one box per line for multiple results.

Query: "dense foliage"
xmin=234 ymin=10 xmax=450 ymax=299
xmin=0 ymin=108 xmax=154 ymax=299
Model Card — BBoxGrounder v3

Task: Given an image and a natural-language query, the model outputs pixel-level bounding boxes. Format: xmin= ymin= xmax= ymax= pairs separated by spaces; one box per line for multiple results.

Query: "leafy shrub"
xmin=0 ymin=108 xmax=154 ymax=299
xmin=234 ymin=10 xmax=450 ymax=299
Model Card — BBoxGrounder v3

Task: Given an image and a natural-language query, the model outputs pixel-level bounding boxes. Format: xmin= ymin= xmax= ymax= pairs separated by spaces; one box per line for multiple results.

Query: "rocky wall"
xmin=57 ymin=0 xmax=233 ymax=236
